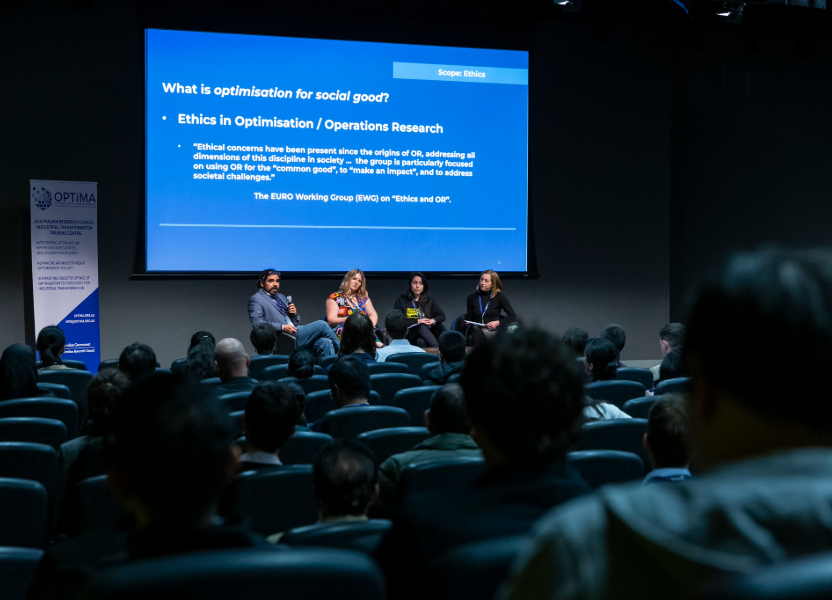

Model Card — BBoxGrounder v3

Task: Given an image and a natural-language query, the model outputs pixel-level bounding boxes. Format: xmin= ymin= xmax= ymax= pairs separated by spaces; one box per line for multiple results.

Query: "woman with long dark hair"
xmin=584 ymin=338 xmax=620 ymax=382
xmin=36 ymin=325 xmax=70 ymax=370
xmin=0 ymin=344 xmax=52 ymax=401
xmin=337 ymin=312 xmax=377 ymax=364
xmin=393 ymin=271 xmax=446 ymax=348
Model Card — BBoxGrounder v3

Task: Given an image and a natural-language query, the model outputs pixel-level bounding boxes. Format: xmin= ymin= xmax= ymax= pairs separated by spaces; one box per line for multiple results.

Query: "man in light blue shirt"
xmin=376 ymin=309 xmax=427 ymax=362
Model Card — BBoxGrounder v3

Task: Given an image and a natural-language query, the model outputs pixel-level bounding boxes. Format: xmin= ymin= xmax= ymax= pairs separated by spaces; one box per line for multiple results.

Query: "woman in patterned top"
xmin=326 ymin=269 xmax=383 ymax=347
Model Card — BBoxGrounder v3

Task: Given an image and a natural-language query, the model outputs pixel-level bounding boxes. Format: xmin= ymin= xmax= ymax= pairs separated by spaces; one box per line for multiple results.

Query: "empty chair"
xmin=0 ymin=442 xmax=59 ymax=503
xmin=367 ymin=362 xmax=411 ymax=375
xmin=566 ymin=450 xmax=644 ymax=489
xmin=87 ymin=548 xmax=385 ymax=600
xmin=705 ymin=552 xmax=832 ymax=600
xmin=320 ymin=355 xmax=339 ymax=369
xmin=0 ymin=398 xmax=78 ymax=440
xmin=71 ymin=474 xmax=123 ymax=536
xmin=281 ymin=375 xmax=330 ymax=395
xmin=229 ymin=411 xmax=244 ymax=436
xmin=0 ymin=478 xmax=48 ymax=548
xmin=169 ymin=357 xmax=188 ymax=374
xmin=230 ymin=465 xmax=317 ymax=535
xmin=584 ymin=380 xmax=646 ymax=408
xmin=37 ymin=382 xmax=71 ymax=400
xmin=615 ymin=368 xmax=654 ymax=390
xmin=201 ymin=377 xmax=222 ymax=391
xmin=425 ymin=535 xmax=532 ymax=600
xmin=399 ymin=457 xmax=486 ymax=497
xmin=249 ymin=355 xmax=290 ymax=380
xmin=394 ymin=386 xmax=440 ymax=425
xmin=386 ymin=353 xmax=442 ymax=376
xmin=216 ymin=391 xmax=252 ymax=414
xmin=279 ymin=431 xmax=334 ymax=465
xmin=370 ymin=373 xmax=423 ymax=406
xmin=447 ymin=373 xmax=461 ymax=384
xmin=0 ymin=547 xmax=45 ymax=600
xmin=280 ymin=519 xmax=392 ymax=554
xmin=322 ymin=406 xmax=410 ymax=439
xmin=621 ymin=396 xmax=660 ymax=419
xmin=97 ymin=358 xmax=119 ymax=372
xmin=655 ymin=376 xmax=690 ymax=396
xmin=37 ymin=370 xmax=94 ymax=425
xmin=357 ymin=427 xmax=430 ymax=463
xmin=577 ymin=419 xmax=650 ymax=473
xmin=419 ymin=361 xmax=442 ymax=380
xmin=305 ymin=390 xmax=382 ymax=423
xmin=0 ymin=417 xmax=67 ymax=451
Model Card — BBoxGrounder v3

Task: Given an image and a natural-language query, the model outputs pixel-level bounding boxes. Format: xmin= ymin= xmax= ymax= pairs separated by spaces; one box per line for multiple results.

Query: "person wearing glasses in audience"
xmin=464 ymin=269 xmax=516 ymax=346
xmin=326 ymin=268 xmax=383 ymax=348
xmin=393 ymin=271 xmax=446 ymax=348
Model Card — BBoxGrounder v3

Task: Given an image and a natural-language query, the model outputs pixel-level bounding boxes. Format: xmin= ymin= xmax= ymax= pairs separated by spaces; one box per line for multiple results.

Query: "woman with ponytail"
xmin=36 ymin=325 xmax=70 ymax=370
xmin=584 ymin=337 xmax=620 ymax=382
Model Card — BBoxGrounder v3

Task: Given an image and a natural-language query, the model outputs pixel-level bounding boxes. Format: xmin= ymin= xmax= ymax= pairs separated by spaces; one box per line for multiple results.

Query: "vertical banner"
xmin=30 ymin=180 xmax=100 ymax=371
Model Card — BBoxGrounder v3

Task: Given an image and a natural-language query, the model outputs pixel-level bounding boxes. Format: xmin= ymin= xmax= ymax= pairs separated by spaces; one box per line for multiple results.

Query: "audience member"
xmin=562 ymin=327 xmax=589 ymax=357
xmin=238 ymin=381 xmax=303 ymax=472
xmin=600 ymin=323 xmax=627 ymax=365
xmin=656 ymin=348 xmax=684 ymax=385
xmin=650 ymin=322 xmax=685 ymax=382
xmin=584 ymin=337 xmax=619 ymax=382
xmin=185 ymin=338 xmax=217 ymax=380
xmin=375 ymin=327 xmax=590 ymax=599
xmin=583 ymin=395 xmax=632 ymax=421
xmin=375 ymin=309 xmax=426 ymax=362
xmin=118 ymin=342 xmax=157 ymax=381
xmin=249 ymin=323 xmax=276 ymax=356
xmin=641 ymin=394 xmax=690 ymax=486
xmin=213 ymin=338 xmax=256 ymax=396
xmin=188 ymin=330 xmax=216 ymax=353
xmin=0 ymin=343 xmax=52 ymax=401
xmin=83 ymin=368 xmax=131 ymax=435
xmin=29 ymin=373 xmax=272 ymax=599
xmin=286 ymin=349 xmax=316 ymax=380
xmin=424 ymin=331 xmax=466 ymax=385
xmin=334 ymin=312 xmax=377 ymax=366
xmin=499 ymin=247 xmax=832 ymax=600
xmin=36 ymin=325 xmax=70 ymax=370
xmin=376 ymin=384 xmax=481 ymax=513
xmin=268 ymin=439 xmax=379 ymax=543
xmin=311 ymin=356 xmax=371 ymax=432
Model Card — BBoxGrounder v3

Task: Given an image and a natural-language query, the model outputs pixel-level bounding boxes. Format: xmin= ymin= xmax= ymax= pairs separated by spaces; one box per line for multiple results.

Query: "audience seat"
xmin=304 ymin=390 xmax=382 ymax=423
xmin=0 ymin=417 xmax=67 ymax=451
xmin=369 ymin=373 xmax=423 ymax=406
xmin=584 ymin=380 xmax=646 ymax=408
xmin=0 ymin=478 xmax=48 ymax=548
xmin=86 ymin=547 xmax=385 ymax=600
xmin=154 ymin=368 xmax=174 ymax=378
xmin=36 ymin=359 xmax=88 ymax=371
xmin=280 ymin=431 xmax=334 ymax=465
xmin=36 ymin=382 xmax=71 ymax=400
xmin=322 ymin=406 xmax=410 ymax=439
xmin=655 ymin=376 xmax=690 ymax=396
xmin=615 ymin=367 xmax=654 ymax=390
xmin=200 ymin=377 xmax=222 ymax=391
xmin=425 ymin=535 xmax=532 ymax=600
xmin=621 ymin=396 xmax=660 ymax=419
xmin=386 ymin=353 xmax=443 ymax=376
xmin=216 ymin=391 xmax=252 ymax=414
xmin=394 ymin=386 xmax=439 ymax=426
xmin=280 ymin=519 xmax=392 ymax=554
xmin=70 ymin=474 xmax=123 ymax=536
xmin=319 ymin=355 xmax=339 ymax=369
xmin=170 ymin=357 xmax=187 ymax=374
xmin=705 ymin=552 xmax=832 ymax=600
xmin=356 ymin=427 xmax=430 ymax=463
xmin=447 ymin=373 xmax=461 ymax=384
xmin=419 ymin=361 xmax=442 ymax=380
xmin=262 ymin=364 xmax=324 ymax=381
xmin=577 ymin=419 xmax=650 ymax=473
xmin=230 ymin=465 xmax=317 ymax=535
xmin=566 ymin=450 xmax=644 ymax=489
xmin=97 ymin=358 xmax=119 ymax=372
xmin=37 ymin=370 xmax=93 ymax=425
xmin=0 ymin=547 xmax=45 ymax=600
xmin=0 ymin=442 xmax=58 ymax=504
xmin=0 ymin=398 xmax=78 ymax=440
xmin=281 ymin=375 xmax=330 ymax=395
xmin=249 ymin=355 xmax=290 ymax=379
xmin=367 ymin=362 xmax=411 ymax=375
xmin=229 ymin=411 xmax=244 ymax=437
xmin=399 ymin=457 xmax=486 ymax=497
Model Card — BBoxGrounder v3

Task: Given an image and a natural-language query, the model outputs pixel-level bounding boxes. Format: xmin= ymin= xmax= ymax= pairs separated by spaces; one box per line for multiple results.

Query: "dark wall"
xmin=0 ymin=3 xmax=672 ymax=365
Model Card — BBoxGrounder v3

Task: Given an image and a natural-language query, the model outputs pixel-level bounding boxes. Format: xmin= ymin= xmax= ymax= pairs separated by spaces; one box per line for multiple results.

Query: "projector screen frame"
xmin=135 ymin=9 xmax=538 ymax=279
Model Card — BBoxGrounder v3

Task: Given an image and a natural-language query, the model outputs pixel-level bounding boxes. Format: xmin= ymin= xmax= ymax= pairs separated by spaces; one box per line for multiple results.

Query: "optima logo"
xmin=32 ymin=187 xmax=52 ymax=211
xmin=54 ymin=191 xmax=96 ymax=204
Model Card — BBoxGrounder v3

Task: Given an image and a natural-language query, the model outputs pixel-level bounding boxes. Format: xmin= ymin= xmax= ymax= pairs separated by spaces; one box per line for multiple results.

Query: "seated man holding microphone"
xmin=248 ymin=268 xmax=341 ymax=358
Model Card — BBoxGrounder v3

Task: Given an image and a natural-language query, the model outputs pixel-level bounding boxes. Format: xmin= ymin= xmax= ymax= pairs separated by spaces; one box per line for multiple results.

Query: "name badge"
xmin=406 ymin=308 xmax=420 ymax=318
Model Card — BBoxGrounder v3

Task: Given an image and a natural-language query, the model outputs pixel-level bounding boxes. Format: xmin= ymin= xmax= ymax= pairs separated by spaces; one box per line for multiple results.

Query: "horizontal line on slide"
xmin=159 ymin=223 xmax=517 ymax=231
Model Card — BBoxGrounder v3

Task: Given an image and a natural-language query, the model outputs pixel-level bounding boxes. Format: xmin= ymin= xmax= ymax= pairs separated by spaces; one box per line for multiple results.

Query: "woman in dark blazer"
xmin=393 ymin=272 xmax=446 ymax=348
xmin=465 ymin=269 xmax=516 ymax=346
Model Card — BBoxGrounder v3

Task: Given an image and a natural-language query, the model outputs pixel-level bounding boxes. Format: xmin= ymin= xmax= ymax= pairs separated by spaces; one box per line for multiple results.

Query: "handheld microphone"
xmin=286 ymin=295 xmax=293 ymax=305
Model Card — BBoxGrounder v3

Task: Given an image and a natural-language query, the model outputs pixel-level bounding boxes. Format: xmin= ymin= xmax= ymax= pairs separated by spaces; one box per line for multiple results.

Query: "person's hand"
xmin=486 ymin=320 xmax=500 ymax=331
xmin=282 ymin=323 xmax=298 ymax=334
xmin=375 ymin=341 xmax=384 ymax=348
xmin=428 ymin=319 xmax=436 ymax=326
xmin=417 ymin=318 xmax=429 ymax=325
xmin=287 ymin=304 xmax=297 ymax=314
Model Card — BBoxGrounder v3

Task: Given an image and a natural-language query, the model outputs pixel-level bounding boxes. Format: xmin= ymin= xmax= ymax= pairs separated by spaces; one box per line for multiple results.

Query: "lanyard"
xmin=268 ymin=291 xmax=287 ymax=316
xmin=479 ymin=295 xmax=491 ymax=321
xmin=412 ymin=301 xmax=424 ymax=319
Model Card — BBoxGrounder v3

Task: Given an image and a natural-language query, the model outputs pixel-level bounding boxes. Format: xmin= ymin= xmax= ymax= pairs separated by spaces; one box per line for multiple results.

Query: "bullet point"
xmin=162 ymin=116 xmax=166 ymax=120
xmin=178 ymin=144 xmax=180 ymax=147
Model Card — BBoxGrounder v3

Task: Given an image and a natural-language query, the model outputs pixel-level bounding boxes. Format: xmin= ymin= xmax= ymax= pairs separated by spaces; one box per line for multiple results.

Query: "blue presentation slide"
xmin=145 ymin=29 xmax=529 ymax=272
